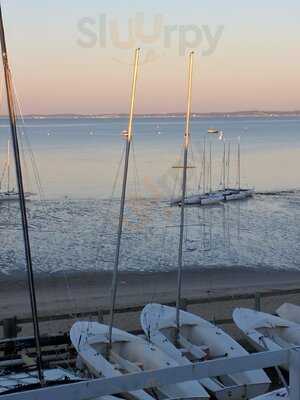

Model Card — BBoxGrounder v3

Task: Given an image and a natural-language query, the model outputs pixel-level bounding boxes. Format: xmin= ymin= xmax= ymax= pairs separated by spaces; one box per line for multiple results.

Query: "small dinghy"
xmin=277 ymin=303 xmax=300 ymax=324
xmin=71 ymin=321 xmax=210 ymax=400
xmin=251 ymin=388 xmax=288 ymax=400
xmin=141 ymin=304 xmax=270 ymax=400
xmin=233 ymin=308 xmax=300 ymax=364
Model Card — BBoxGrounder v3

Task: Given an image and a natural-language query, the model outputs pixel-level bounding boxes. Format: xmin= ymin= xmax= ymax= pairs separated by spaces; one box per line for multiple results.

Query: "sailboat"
xmin=219 ymin=137 xmax=254 ymax=202
xmin=0 ymin=3 xmax=94 ymax=397
xmin=142 ymin=53 xmax=270 ymax=400
xmin=173 ymin=135 xmax=253 ymax=206
xmin=70 ymin=49 xmax=209 ymax=400
xmin=0 ymin=140 xmax=32 ymax=202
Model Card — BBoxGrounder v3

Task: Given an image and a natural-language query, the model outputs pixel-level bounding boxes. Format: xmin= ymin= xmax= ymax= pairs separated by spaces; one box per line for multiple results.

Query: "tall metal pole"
xmin=7 ymin=139 xmax=10 ymax=192
xmin=209 ymin=141 xmax=212 ymax=193
xmin=226 ymin=141 xmax=230 ymax=188
xmin=0 ymin=4 xmax=44 ymax=384
xmin=222 ymin=139 xmax=226 ymax=190
xmin=176 ymin=51 xmax=194 ymax=336
xmin=202 ymin=136 xmax=206 ymax=194
xmin=237 ymin=137 xmax=241 ymax=190
xmin=108 ymin=48 xmax=140 ymax=349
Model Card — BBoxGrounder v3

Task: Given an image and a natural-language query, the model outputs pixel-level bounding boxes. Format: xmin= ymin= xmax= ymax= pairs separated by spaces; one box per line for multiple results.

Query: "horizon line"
xmin=0 ymin=109 xmax=300 ymax=118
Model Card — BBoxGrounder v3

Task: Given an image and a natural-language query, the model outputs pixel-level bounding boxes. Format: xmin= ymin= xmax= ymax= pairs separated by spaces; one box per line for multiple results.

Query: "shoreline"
xmin=1 ymin=267 xmax=300 ymax=317
xmin=1 ymin=267 xmax=300 ymax=337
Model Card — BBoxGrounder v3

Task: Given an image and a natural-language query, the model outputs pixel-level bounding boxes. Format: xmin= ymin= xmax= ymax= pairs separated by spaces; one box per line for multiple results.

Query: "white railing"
xmin=2 ymin=348 xmax=300 ymax=400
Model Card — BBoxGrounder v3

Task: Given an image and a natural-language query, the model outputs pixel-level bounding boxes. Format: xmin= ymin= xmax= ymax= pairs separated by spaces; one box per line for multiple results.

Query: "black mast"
xmin=0 ymin=3 xmax=44 ymax=383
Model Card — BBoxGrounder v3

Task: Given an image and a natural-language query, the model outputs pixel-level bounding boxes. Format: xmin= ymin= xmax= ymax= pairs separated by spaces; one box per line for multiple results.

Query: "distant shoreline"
xmin=0 ymin=111 xmax=300 ymax=119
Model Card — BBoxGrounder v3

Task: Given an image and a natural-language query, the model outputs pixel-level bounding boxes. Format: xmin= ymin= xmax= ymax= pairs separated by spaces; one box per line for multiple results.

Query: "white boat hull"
xmin=223 ymin=189 xmax=254 ymax=202
xmin=141 ymin=304 xmax=270 ymax=400
xmin=70 ymin=321 xmax=209 ymax=400
xmin=277 ymin=303 xmax=300 ymax=324
xmin=0 ymin=191 xmax=31 ymax=202
xmin=233 ymin=308 xmax=300 ymax=369
xmin=171 ymin=189 xmax=254 ymax=206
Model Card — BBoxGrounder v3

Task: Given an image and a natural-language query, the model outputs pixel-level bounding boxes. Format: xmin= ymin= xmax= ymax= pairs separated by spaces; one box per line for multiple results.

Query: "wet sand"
xmin=1 ymin=267 xmax=300 ymax=337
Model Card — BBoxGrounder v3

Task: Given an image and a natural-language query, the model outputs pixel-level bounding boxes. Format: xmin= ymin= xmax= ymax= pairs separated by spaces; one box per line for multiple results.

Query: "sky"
xmin=1 ymin=0 xmax=300 ymax=114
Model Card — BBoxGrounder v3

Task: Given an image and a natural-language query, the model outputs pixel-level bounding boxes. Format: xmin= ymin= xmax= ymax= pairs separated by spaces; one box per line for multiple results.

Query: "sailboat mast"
xmin=108 ymin=48 xmax=140 ymax=349
xmin=7 ymin=138 xmax=9 ymax=192
xmin=203 ymin=136 xmax=206 ymax=194
xmin=176 ymin=51 xmax=194 ymax=335
xmin=209 ymin=141 xmax=212 ymax=193
xmin=0 ymin=4 xmax=44 ymax=383
xmin=227 ymin=141 xmax=230 ymax=188
xmin=237 ymin=137 xmax=241 ymax=190
xmin=222 ymin=139 xmax=226 ymax=190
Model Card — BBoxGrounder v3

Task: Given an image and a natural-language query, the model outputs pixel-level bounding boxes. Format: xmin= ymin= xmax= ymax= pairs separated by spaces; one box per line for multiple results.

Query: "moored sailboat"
xmin=173 ymin=134 xmax=253 ymax=206
xmin=0 ymin=140 xmax=32 ymax=202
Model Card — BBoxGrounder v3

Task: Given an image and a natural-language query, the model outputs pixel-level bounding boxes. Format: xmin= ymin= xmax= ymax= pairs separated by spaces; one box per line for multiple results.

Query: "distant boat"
xmin=172 ymin=135 xmax=254 ymax=206
xmin=207 ymin=128 xmax=219 ymax=134
xmin=0 ymin=140 xmax=33 ymax=202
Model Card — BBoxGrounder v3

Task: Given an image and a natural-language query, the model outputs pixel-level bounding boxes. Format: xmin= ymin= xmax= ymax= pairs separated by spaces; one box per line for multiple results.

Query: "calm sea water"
xmin=0 ymin=116 xmax=299 ymax=275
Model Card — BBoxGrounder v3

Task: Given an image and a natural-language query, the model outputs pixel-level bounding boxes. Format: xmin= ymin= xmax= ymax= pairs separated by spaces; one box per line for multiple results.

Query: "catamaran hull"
xmin=223 ymin=189 xmax=254 ymax=202
xmin=141 ymin=304 xmax=270 ymax=400
xmin=171 ymin=194 xmax=223 ymax=206
xmin=171 ymin=189 xmax=254 ymax=206
xmin=70 ymin=321 xmax=209 ymax=400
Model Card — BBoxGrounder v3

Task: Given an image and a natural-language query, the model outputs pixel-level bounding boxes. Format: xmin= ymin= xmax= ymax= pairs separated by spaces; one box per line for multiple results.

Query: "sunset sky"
xmin=2 ymin=0 xmax=300 ymax=114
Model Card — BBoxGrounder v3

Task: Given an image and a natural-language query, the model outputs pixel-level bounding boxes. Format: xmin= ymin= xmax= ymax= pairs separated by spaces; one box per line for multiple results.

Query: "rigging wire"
xmin=94 ymin=141 xmax=127 ymax=268
xmin=7 ymin=73 xmax=81 ymax=317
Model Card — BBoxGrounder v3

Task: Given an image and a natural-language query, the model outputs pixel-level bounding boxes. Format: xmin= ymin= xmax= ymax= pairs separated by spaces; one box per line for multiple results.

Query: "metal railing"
xmin=2 ymin=348 xmax=300 ymax=400
xmin=1 ymin=287 xmax=300 ymax=335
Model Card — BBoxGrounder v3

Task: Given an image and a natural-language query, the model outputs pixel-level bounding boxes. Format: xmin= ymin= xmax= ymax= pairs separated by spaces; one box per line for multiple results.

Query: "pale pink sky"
xmin=2 ymin=0 xmax=300 ymax=114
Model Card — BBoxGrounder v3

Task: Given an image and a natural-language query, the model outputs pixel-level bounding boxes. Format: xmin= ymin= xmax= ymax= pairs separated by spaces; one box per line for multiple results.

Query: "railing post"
xmin=254 ymin=293 xmax=261 ymax=311
xmin=97 ymin=310 xmax=104 ymax=323
xmin=181 ymin=298 xmax=188 ymax=311
xmin=289 ymin=348 xmax=300 ymax=400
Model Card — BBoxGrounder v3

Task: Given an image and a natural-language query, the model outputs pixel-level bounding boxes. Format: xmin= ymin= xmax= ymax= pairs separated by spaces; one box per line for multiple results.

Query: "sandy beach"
xmin=1 ymin=267 xmax=300 ymax=337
